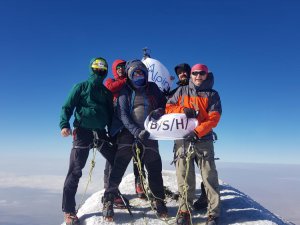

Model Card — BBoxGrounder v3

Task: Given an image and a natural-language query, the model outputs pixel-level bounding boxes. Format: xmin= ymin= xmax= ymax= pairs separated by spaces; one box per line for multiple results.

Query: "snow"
xmin=61 ymin=170 xmax=293 ymax=225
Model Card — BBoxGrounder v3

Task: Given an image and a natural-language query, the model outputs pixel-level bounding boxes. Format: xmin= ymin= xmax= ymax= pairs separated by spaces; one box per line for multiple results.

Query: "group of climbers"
xmin=59 ymin=56 xmax=222 ymax=225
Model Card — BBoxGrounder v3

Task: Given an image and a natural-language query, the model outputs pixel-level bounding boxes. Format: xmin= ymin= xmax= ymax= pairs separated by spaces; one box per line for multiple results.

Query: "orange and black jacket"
xmin=165 ymin=73 xmax=222 ymax=140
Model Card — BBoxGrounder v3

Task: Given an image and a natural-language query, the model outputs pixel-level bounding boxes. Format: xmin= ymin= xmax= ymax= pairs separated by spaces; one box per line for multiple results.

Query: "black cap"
xmin=174 ymin=63 xmax=191 ymax=78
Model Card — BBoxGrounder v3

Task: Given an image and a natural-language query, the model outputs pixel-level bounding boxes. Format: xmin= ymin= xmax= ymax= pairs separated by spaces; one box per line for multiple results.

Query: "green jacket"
xmin=60 ymin=70 xmax=113 ymax=131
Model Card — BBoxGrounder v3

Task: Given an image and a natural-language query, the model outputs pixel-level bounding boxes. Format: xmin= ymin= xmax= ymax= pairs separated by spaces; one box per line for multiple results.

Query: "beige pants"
xmin=175 ymin=140 xmax=220 ymax=217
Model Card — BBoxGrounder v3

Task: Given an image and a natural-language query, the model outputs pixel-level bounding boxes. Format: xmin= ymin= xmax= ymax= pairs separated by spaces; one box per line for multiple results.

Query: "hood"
xmin=125 ymin=60 xmax=148 ymax=89
xmin=189 ymin=72 xmax=214 ymax=91
xmin=112 ymin=59 xmax=126 ymax=80
xmin=88 ymin=57 xmax=108 ymax=85
xmin=174 ymin=63 xmax=191 ymax=78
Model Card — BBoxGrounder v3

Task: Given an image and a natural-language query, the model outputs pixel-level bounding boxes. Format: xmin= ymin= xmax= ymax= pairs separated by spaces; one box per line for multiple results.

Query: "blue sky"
xmin=0 ymin=0 xmax=300 ymax=164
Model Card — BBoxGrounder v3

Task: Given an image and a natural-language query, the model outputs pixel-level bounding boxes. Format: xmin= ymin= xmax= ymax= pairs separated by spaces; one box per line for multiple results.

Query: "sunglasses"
xmin=191 ymin=71 xmax=207 ymax=76
xmin=116 ymin=65 xmax=125 ymax=70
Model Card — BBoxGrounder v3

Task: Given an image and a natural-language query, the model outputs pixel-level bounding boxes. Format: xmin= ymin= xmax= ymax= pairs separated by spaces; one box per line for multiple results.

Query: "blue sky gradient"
xmin=0 ymin=0 xmax=300 ymax=164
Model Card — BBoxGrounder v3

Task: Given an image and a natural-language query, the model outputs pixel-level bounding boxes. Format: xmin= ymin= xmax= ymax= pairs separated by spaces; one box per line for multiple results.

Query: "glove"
xmin=163 ymin=87 xmax=171 ymax=97
xmin=183 ymin=108 xmax=197 ymax=118
xmin=93 ymin=131 xmax=113 ymax=147
xmin=138 ymin=130 xmax=150 ymax=142
xmin=184 ymin=131 xmax=198 ymax=142
xmin=149 ymin=108 xmax=165 ymax=120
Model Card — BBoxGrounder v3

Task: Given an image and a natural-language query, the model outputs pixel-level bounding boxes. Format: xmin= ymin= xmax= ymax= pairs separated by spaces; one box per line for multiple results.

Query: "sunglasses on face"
xmin=191 ymin=71 xmax=207 ymax=76
xmin=116 ymin=65 xmax=125 ymax=70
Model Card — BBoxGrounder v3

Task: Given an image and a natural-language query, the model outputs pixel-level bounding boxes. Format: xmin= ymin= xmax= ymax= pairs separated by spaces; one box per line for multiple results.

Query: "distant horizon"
xmin=4 ymin=150 xmax=300 ymax=166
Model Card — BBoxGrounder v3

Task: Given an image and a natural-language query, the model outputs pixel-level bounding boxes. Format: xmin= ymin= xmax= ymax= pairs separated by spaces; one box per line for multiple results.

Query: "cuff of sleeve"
xmin=194 ymin=130 xmax=200 ymax=138
xmin=60 ymin=124 xmax=71 ymax=130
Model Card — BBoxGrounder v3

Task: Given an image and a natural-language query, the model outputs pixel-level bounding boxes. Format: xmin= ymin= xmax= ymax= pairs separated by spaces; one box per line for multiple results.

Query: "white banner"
xmin=142 ymin=57 xmax=173 ymax=92
xmin=144 ymin=113 xmax=198 ymax=140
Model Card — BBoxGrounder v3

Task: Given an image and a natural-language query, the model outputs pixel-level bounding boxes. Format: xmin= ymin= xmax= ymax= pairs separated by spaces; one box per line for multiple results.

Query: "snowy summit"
xmin=62 ymin=170 xmax=293 ymax=225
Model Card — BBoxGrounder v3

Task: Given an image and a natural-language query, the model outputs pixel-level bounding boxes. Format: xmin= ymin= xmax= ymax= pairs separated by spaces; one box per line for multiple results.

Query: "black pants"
xmin=62 ymin=127 xmax=115 ymax=213
xmin=103 ymin=136 xmax=118 ymax=190
xmin=104 ymin=160 xmax=147 ymax=189
xmin=105 ymin=129 xmax=165 ymax=199
xmin=104 ymin=156 xmax=145 ymax=189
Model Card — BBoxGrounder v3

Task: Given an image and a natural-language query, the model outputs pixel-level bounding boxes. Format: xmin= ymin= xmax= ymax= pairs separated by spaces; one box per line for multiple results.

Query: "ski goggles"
xmin=91 ymin=59 xmax=108 ymax=70
xmin=191 ymin=71 xmax=207 ymax=76
xmin=116 ymin=64 xmax=125 ymax=70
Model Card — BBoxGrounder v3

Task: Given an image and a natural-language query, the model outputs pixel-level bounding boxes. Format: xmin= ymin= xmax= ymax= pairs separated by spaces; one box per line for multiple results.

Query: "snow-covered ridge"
xmin=62 ymin=170 xmax=293 ymax=225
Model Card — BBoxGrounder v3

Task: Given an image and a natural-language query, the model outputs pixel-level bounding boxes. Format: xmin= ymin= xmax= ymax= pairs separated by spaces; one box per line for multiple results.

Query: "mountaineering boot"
xmin=135 ymin=182 xmax=146 ymax=199
xmin=193 ymin=194 xmax=208 ymax=210
xmin=102 ymin=193 xmax=115 ymax=222
xmin=194 ymin=182 xmax=208 ymax=210
xmin=152 ymin=199 xmax=168 ymax=218
xmin=206 ymin=215 xmax=219 ymax=225
xmin=113 ymin=193 xmax=130 ymax=209
xmin=64 ymin=212 xmax=80 ymax=225
xmin=176 ymin=211 xmax=191 ymax=225
xmin=101 ymin=191 xmax=130 ymax=209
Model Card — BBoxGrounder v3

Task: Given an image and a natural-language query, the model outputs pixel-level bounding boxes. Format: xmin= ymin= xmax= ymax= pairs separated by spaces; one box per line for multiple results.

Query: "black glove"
xmin=183 ymin=108 xmax=197 ymax=118
xmin=149 ymin=108 xmax=165 ymax=120
xmin=184 ymin=132 xmax=198 ymax=142
xmin=163 ymin=87 xmax=171 ymax=96
xmin=93 ymin=130 xmax=113 ymax=147
xmin=138 ymin=130 xmax=150 ymax=142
